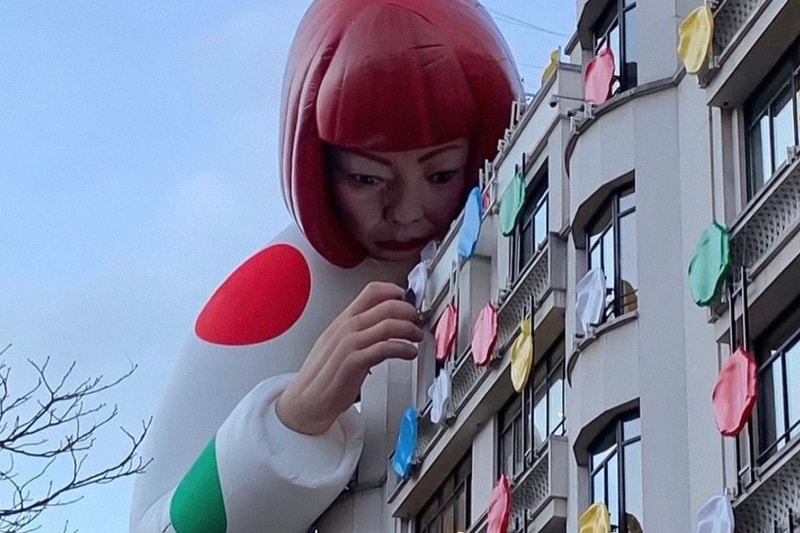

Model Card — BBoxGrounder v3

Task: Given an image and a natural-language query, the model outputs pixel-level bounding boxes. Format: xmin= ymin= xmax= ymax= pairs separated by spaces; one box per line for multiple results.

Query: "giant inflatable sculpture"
xmin=130 ymin=1 xmax=521 ymax=531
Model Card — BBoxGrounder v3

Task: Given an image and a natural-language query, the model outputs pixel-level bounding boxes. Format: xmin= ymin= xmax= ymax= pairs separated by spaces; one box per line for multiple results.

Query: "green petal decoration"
xmin=499 ymin=173 xmax=525 ymax=236
xmin=688 ymin=222 xmax=732 ymax=307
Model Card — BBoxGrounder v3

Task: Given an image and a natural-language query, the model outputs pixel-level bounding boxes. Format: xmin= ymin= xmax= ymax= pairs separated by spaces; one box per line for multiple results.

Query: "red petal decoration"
xmin=584 ymin=46 xmax=616 ymax=105
xmin=712 ymin=346 xmax=758 ymax=436
xmin=435 ymin=303 xmax=458 ymax=363
xmin=487 ymin=474 xmax=511 ymax=533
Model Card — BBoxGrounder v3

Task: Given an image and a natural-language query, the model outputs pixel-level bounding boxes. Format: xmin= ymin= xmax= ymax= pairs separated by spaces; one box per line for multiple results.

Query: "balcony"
xmin=730 ymin=154 xmax=800 ymax=273
xmin=466 ymin=437 xmax=569 ymax=533
xmin=712 ymin=0 xmax=768 ymax=56
xmin=704 ymin=0 xmax=800 ymax=106
xmin=508 ymin=436 xmax=569 ymax=533
xmin=498 ymin=234 xmax=567 ymax=353
xmin=734 ymin=436 xmax=800 ymax=531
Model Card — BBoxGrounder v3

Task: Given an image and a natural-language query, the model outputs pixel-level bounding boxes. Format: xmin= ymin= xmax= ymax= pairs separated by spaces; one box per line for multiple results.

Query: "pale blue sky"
xmin=0 ymin=2 xmax=575 ymax=531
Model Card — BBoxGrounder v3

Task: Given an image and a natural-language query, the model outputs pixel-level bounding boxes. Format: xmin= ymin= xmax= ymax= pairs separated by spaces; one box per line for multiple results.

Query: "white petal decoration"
xmin=576 ymin=268 xmax=606 ymax=335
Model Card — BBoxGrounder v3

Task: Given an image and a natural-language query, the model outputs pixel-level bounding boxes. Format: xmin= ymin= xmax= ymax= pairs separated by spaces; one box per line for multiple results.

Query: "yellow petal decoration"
xmin=510 ymin=319 xmax=533 ymax=392
xmin=579 ymin=503 xmax=611 ymax=533
xmin=541 ymin=49 xmax=560 ymax=85
xmin=677 ymin=5 xmax=714 ymax=74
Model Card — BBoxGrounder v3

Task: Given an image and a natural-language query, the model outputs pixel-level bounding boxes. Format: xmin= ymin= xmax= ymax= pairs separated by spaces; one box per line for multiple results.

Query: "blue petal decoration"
xmin=458 ymin=187 xmax=484 ymax=259
xmin=391 ymin=406 xmax=419 ymax=478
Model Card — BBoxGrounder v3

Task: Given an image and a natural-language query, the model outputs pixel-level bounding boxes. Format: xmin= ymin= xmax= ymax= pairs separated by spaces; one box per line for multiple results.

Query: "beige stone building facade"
xmin=382 ymin=0 xmax=800 ymax=531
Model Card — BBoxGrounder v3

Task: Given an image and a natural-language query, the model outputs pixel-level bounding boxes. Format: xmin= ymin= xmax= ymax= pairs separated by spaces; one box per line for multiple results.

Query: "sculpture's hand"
xmin=276 ymin=282 xmax=423 ymax=435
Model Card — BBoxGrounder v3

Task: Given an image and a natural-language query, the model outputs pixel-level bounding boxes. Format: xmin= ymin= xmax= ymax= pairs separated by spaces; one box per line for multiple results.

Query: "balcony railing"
xmin=734 ymin=438 xmax=800 ymax=531
xmin=712 ymin=0 xmax=768 ymax=56
xmin=463 ymin=437 xmax=568 ymax=533
xmin=507 ymin=436 xmax=568 ymax=533
xmin=730 ymin=153 xmax=800 ymax=274
xmin=498 ymin=235 xmax=566 ymax=350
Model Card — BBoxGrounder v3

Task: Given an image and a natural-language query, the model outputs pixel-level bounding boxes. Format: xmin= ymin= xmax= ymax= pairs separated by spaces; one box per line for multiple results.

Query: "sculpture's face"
xmin=329 ymin=138 xmax=469 ymax=262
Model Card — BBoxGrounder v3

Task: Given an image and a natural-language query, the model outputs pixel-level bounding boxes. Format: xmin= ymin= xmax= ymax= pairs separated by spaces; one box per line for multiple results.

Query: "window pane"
xmin=455 ymin=489 xmax=468 ymax=533
xmin=520 ymin=220 xmax=534 ymax=271
xmin=796 ymin=76 xmax=800 ymax=145
xmin=442 ymin=504 xmax=454 ymax=533
xmin=609 ymin=23 xmax=621 ymax=93
xmin=785 ymin=341 xmax=800 ymax=438
xmin=619 ymin=211 xmax=638 ymax=313
xmin=515 ymin=419 xmax=524 ymax=474
xmin=534 ymin=195 xmax=548 ymax=249
xmin=608 ymin=453 xmax=620 ymax=527
xmin=548 ymin=378 xmax=564 ymax=438
xmin=589 ymin=206 xmax=612 ymax=241
xmin=592 ymin=470 xmax=606 ymax=503
xmin=619 ymin=187 xmax=636 ymax=212
xmin=758 ymin=359 xmax=784 ymax=459
xmin=590 ymin=242 xmax=602 ymax=271
xmin=623 ymin=417 xmax=641 ymax=440
xmin=603 ymin=229 xmax=616 ymax=312
xmin=592 ymin=431 xmax=617 ymax=467
xmin=624 ymin=440 xmax=643 ymax=530
xmin=623 ymin=6 xmax=638 ymax=87
xmin=773 ymin=85 xmax=795 ymax=170
xmin=500 ymin=426 xmax=514 ymax=475
xmin=748 ymin=115 xmax=771 ymax=198
xmin=533 ymin=396 xmax=547 ymax=450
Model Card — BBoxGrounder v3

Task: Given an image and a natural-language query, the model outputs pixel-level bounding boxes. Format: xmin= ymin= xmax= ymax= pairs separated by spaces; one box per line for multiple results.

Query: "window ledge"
xmin=567 ymin=311 xmax=639 ymax=383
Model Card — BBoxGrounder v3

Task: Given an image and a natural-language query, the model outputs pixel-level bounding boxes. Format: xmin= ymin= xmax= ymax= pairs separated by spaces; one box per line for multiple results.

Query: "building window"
xmin=524 ymin=337 xmax=566 ymax=460
xmin=499 ymin=396 xmax=525 ymax=480
xmin=744 ymin=40 xmax=800 ymax=199
xmin=513 ymin=170 xmax=549 ymax=280
xmin=593 ymin=0 xmax=638 ymax=93
xmin=497 ymin=339 xmax=565 ymax=480
xmin=740 ymin=300 xmax=800 ymax=471
xmin=589 ymin=413 xmax=643 ymax=532
xmin=586 ymin=184 xmax=637 ymax=322
xmin=416 ymin=453 xmax=471 ymax=533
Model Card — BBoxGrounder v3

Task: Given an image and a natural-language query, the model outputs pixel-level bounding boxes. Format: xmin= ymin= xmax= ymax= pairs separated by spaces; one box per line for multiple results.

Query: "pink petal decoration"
xmin=584 ymin=46 xmax=616 ymax=105
xmin=487 ymin=475 xmax=511 ymax=533
xmin=712 ymin=346 xmax=758 ymax=436
xmin=482 ymin=189 xmax=492 ymax=211
xmin=472 ymin=302 xmax=498 ymax=366
xmin=434 ymin=303 xmax=458 ymax=363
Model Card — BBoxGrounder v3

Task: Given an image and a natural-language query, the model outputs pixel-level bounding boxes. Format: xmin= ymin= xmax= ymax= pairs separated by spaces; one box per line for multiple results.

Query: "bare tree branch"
xmin=0 ymin=345 xmax=151 ymax=533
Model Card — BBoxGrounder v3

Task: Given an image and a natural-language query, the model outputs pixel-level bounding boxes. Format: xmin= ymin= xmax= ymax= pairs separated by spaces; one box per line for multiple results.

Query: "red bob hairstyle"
xmin=280 ymin=0 xmax=522 ymax=267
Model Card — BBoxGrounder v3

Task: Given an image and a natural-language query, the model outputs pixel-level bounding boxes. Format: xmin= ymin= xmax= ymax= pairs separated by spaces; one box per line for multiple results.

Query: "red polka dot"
xmin=195 ymin=244 xmax=311 ymax=346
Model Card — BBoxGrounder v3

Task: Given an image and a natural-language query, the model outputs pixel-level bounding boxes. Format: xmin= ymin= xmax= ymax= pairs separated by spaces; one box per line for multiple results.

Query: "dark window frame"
xmin=588 ymin=412 xmax=643 ymax=533
xmin=737 ymin=296 xmax=800 ymax=485
xmin=497 ymin=338 xmax=566 ymax=475
xmin=593 ymin=0 xmax=638 ymax=94
xmin=744 ymin=39 xmax=800 ymax=200
xmin=416 ymin=452 xmax=472 ymax=533
xmin=512 ymin=164 xmax=549 ymax=281
xmin=586 ymin=184 xmax=637 ymax=323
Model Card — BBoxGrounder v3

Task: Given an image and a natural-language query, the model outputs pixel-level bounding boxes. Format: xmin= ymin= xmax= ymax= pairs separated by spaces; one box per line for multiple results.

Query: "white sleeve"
xmin=130 ymin=374 xmax=364 ymax=533
xmin=216 ymin=374 xmax=364 ymax=532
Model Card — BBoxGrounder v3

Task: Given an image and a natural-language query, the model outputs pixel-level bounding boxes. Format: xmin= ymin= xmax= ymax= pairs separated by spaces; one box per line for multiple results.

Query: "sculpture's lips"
xmin=376 ymin=238 xmax=431 ymax=252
